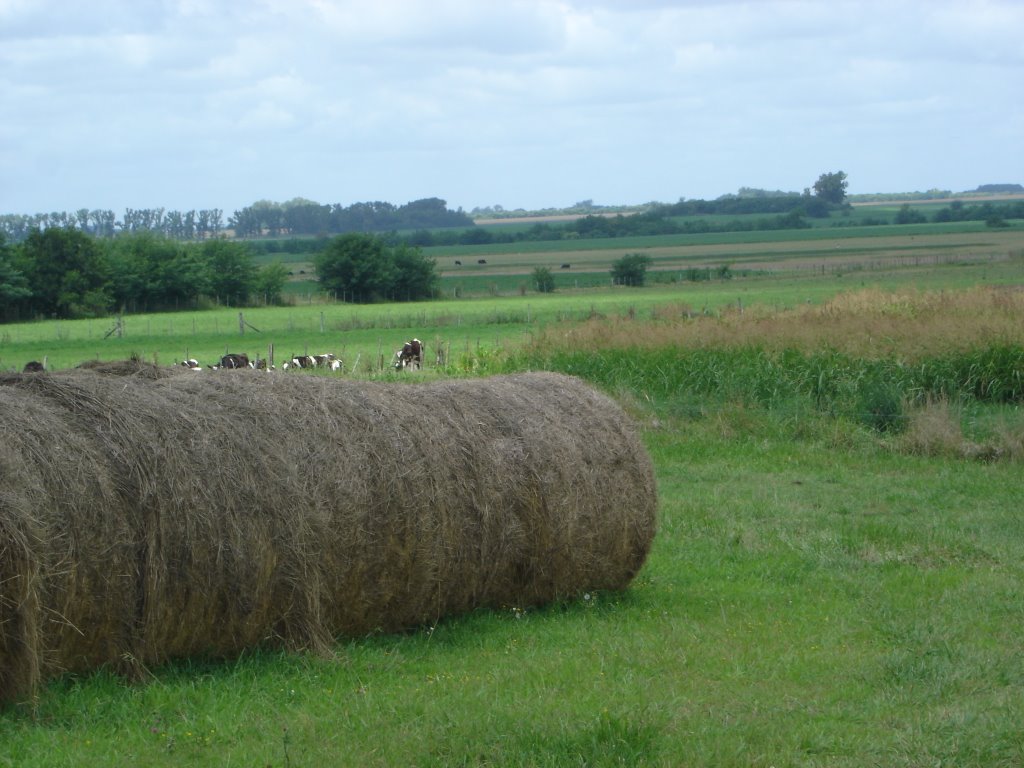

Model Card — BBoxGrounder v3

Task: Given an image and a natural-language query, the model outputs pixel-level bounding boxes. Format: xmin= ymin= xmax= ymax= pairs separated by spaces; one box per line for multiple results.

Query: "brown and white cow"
xmin=393 ymin=338 xmax=424 ymax=370
xmin=313 ymin=353 xmax=343 ymax=371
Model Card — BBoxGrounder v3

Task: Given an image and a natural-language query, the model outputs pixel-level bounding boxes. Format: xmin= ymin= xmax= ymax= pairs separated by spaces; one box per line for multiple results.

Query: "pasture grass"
xmin=3 ymin=252 xmax=1024 ymax=765
xmin=2 ymin=255 xmax=1022 ymax=374
xmin=3 ymin=400 xmax=1023 ymax=766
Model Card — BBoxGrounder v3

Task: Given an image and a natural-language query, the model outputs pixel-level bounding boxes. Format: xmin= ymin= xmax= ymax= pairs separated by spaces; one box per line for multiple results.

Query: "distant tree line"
xmin=405 ymin=207 xmax=815 ymax=249
xmin=916 ymin=200 xmax=1024 ymax=227
xmin=405 ymin=199 xmax=1022 ymax=250
xmin=0 ymin=228 xmax=437 ymax=321
xmin=227 ymin=197 xmax=473 ymax=238
xmin=974 ymin=184 xmax=1023 ymax=194
xmin=238 ymin=197 xmax=1023 ymax=258
xmin=0 ymin=197 xmax=472 ymax=243
xmin=0 ymin=229 xmax=284 ymax=321
xmin=0 ymin=209 xmax=225 ymax=243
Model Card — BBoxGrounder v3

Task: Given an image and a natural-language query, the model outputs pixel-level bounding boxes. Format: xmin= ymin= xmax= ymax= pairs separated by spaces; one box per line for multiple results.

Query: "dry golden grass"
xmin=533 ymin=286 xmax=1024 ymax=360
xmin=897 ymin=398 xmax=968 ymax=458
xmin=897 ymin=396 xmax=1024 ymax=462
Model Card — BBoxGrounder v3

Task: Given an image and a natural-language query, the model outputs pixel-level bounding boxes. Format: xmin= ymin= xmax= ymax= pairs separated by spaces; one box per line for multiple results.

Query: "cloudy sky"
xmin=2 ymin=0 xmax=1021 ymax=217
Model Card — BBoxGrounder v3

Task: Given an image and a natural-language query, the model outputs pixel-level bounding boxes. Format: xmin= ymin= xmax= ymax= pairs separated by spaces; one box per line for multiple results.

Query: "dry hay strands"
xmin=0 ymin=367 xmax=657 ymax=705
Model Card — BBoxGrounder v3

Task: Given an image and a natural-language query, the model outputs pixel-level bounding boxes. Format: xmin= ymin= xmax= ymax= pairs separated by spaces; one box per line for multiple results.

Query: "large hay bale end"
xmin=0 ymin=369 xmax=656 ymax=704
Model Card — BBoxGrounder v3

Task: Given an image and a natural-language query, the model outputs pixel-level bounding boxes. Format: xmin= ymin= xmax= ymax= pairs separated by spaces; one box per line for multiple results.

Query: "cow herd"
xmin=177 ymin=352 xmax=343 ymax=372
xmin=20 ymin=339 xmax=430 ymax=375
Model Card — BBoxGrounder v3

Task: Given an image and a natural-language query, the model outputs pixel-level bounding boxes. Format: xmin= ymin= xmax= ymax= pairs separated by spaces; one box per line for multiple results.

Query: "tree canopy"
xmin=812 ymin=171 xmax=849 ymax=205
xmin=314 ymin=233 xmax=438 ymax=303
xmin=0 ymin=233 xmax=31 ymax=318
xmin=17 ymin=228 xmax=112 ymax=318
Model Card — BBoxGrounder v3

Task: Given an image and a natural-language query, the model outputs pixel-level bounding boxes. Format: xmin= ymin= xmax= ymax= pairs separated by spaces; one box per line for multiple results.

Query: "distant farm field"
xmin=255 ymin=223 xmax=1024 ymax=302
xmin=429 ymin=226 xmax=1024 ymax=276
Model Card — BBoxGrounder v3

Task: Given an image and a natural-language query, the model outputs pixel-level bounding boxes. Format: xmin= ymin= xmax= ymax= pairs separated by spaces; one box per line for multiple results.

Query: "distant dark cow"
xmin=560 ymin=263 xmax=571 ymax=269
xmin=393 ymin=338 xmax=424 ymax=370
xmin=22 ymin=360 xmax=45 ymax=373
xmin=454 ymin=260 xmax=462 ymax=266
xmin=477 ymin=259 xmax=487 ymax=265
xmin=220 ymin=353 xmax=250 ymax=369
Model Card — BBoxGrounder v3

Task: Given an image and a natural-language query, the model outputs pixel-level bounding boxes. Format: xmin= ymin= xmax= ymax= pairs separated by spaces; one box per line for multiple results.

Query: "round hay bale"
xmin=0 ymin=376 xmax=143 ymax=704
xmin=0 ymin=369 xmax=656 ymax=704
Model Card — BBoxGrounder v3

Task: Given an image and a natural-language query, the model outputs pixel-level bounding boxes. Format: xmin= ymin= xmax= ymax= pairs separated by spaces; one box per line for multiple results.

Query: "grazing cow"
xmin=313 ymin=353 xmax=343 ymax=371
xmin=477 ymin=259 xmax=487 ymax=265
xmin=253 ymin=358 xmax=274 ymax=371
xmin=393 ymin=338 xmax=424 ymax=370
xmin=22 ymin=360 xmax=45 ymax=373
xmin=179 ymin=358 xmax=202 ymax=370
xmin=220 ymin=353 xmax=251 ymax=369
xmin=560 ymin=263 xmax=571 ymax=269
xmin=454 ymin=260 xmax=462 ymax=266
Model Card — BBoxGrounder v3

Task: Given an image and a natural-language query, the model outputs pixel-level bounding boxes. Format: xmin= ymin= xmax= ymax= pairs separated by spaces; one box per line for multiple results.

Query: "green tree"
xmin=254 ymin=261 xmax=290 ymax=305
xmin=315 ymin=233 xmax=395 ymax=302
xmin=17 ymin=228 xmax=112 ymax=318
xmin=812 ymin=171 xmax=849 ymax=205
xmin=105 ymin=232 xmax=205 ymax=312
xmin=391 ymin=243 xmax=439 ymax=301
xmin=201 ymin=239 xmax=257 ymax=306
xmin=532 ymin=266 xmax=555 ymax=293
xmin=0 ymin=233 xmax=32 ymax=317
xmin=315 ymin=233 xmax=436 ymax=303
xmin=611 ymin=253 xmax=653 ymax=286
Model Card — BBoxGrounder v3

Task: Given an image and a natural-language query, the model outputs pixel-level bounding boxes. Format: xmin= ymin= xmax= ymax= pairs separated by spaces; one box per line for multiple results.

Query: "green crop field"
xmin=2 ymin=230 xmax=1024 ymax=766
xmin=249 ymin=217 xmax=1023 ymax=303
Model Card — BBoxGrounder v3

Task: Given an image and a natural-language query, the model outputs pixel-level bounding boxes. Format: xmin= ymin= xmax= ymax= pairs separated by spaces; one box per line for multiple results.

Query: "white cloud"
xmin=0 ymin=0 xmax=1021 ymax=214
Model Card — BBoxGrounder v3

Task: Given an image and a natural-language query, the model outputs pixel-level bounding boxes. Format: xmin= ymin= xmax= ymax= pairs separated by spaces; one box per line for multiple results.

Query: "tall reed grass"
xmin=501 ymin=287 xmax=1024 ymax=439
xmin=524 ymin=286 xmax=1024 ymax=359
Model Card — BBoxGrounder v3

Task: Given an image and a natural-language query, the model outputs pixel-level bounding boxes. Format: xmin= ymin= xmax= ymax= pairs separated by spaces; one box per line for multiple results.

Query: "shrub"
xmin=532 ymin=266 xmax=555 ymax=293
xmin=611 ymin=253 xmax=653 ymax=287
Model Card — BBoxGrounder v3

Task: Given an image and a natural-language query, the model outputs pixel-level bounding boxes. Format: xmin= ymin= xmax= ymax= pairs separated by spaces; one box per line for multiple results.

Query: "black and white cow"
xmin=394 ymin=338 xmax=424 ymax=370
xmin=283 ymin=354 xmax=315 ymax=370
xmin=219 ymin=353 xmax=251 ymax=369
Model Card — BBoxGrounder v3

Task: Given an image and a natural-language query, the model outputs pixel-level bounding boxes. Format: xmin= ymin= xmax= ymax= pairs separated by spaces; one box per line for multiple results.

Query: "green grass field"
xmin=2 ymin=230 xmax=1024 ymax=766
xmin=2 ymin=249 xmax=1022 ymax=375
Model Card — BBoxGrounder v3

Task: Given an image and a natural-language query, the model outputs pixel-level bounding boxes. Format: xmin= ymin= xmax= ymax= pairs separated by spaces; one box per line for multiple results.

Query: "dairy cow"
xmin=394 ymin=338 xmax=424 ymax=370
